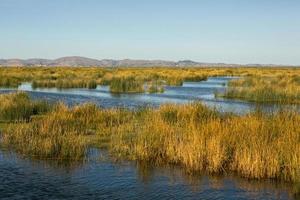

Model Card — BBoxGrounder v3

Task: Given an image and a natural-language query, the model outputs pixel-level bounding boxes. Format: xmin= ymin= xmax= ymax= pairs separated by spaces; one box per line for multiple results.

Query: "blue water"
xmin=0 ymin=76 xmax=262 ymax=113
xmin=0 ymin=149 xmax=295 ymax=200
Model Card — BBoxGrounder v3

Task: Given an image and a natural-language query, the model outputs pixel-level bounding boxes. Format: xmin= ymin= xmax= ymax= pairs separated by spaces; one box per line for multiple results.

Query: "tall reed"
xmin=32 ymin=79 xmax=97 ymax=89
xmin=221 ymin=75 xmax=300 ymax=104
xmin=109 ymin=103 xmax=300 ymax=183
xmin=109 ymin=77 xmax=144 ymax=93
xmin=0 ymin=92 xmax=50 ymax=122
xmin=1 ymin=103 xmax=99 ymax=160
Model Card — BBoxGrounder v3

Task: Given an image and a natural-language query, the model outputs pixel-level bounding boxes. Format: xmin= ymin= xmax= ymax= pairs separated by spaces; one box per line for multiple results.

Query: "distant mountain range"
xmin=0 ymin=56 xmax=293 ymax=67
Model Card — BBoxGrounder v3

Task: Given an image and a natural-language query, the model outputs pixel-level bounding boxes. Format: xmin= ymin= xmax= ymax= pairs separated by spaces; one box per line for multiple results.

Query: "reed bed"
xmin=0 ymin=77 xmax=21 ymax=88
xmin=3 ymin=67 xmax=299 ymax=91
xmin=1 ymin=103 xmax=98 ymax=160
xmin=0 ymin=93 xmax=136 ymax=159
xmin=110 ymin=103 xmax=300 ymax=183
xmin=221 ymin=75 xmax=300 ymax=104
xmin=0 ymin=92 xmax=50 ymax=122
xmin=32 ymin=79 xmax=98 ymax=89
xmin=109 ymin=77 xmax=144 ymax=93
xmin=147 ymin=80 xmax=165 ymax=93
xmin=0 ymin=93 xmax=299 ymax=185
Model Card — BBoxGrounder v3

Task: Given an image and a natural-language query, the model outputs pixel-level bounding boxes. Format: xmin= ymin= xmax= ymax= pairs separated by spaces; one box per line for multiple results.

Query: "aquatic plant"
xmin=32 ymin=79 xmax=98 ymax=89
xmin=109 ymin=77 xmax=144 ymax=93
xmin=2 ymin=66 xmax=300 ymax=95
xmin=220 ymin=75 xmax=300 ymax=104
xmin=1 ymin=103 xmax=98 ymax=160
xmin=166 ymin=78 xmax=184 ymax=86
xmin=0 ymin=77 xmax=21 ymax=88
xmin=0 ymin=92 xmax=50 ymax=122
xmin=109 ymin=103 xmax=300 ymax=183
xmin=147 ymin=80 xmax=165 ymax=93
xmin=1 ymin=98 xmax=300 ymax=185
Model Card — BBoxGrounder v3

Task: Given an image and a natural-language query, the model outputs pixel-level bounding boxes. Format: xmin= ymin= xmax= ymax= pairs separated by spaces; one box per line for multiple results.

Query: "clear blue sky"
xmin=1 ymin=0 xmax=300 ymax=65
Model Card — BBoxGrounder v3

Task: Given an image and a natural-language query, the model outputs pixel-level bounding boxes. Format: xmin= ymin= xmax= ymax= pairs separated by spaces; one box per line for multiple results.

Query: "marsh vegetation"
xmin=0 ymin=92 xmax=50 ymax=122
xmin=220 ymin=75 xmax=300 ymax=104
xmin=0 ymin=92 xmax=299 ymax=188
xmin=1 ymin=67 xmax=300 ymax=196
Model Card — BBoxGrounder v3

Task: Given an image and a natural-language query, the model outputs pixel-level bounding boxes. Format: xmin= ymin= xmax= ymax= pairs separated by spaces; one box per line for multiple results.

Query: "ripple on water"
xmin=0 ymin=149 xmax=295 ymax=200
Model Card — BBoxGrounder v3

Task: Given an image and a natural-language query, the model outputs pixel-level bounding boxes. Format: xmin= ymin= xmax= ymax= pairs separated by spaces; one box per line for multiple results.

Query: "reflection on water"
xmin=0 ymin=149 xmax=295 ymax=200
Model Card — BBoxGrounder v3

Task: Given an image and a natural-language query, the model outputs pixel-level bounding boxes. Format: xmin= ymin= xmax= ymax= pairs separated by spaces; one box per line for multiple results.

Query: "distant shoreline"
xmin=1 ymin=56 xmax=298 ymax=67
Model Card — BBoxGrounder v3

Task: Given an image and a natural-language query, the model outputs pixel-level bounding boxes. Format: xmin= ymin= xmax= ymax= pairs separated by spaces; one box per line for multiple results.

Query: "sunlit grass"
xmin=221 ymin=75 xmax=300 ymax=104
xmin=32 ymin=79 xmax=98 ymax=89
xmin=0 ymin=92 xmax=51 ymax=122
xmin=109 ymin=76 xmax=144 ymax=93
xmin=3 ymin=67 xmax=299 ymax=91
xmin=1 ymin=67 xmax=300 ymax=196
xmin=1 ymin=92 xmax=299 ymax=185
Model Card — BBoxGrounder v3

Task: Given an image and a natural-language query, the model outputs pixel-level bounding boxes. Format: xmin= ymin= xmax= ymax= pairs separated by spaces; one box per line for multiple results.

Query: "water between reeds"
xmin=0 ymin=148 xmax=295 ymax=200
xmin=1 ymin=76 xmax=297 ymax=114
xmin=0 ymin=76 xmax=298 ymax=199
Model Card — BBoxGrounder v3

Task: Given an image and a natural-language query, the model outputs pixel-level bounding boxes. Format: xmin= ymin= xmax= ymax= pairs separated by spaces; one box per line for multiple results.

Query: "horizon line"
xmin=1 ymin=56 xmax=299 ymax=66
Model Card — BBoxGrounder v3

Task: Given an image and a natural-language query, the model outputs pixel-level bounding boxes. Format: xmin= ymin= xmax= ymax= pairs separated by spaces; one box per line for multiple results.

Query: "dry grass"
xmin=2 ymin=66 xmax=299 ymax=91
xmin=221 ymin=75 xmax=300 ymax=104
xmin=32 ymin=79 xmax=97 ymax=89
xmin=0 ymin=89 xmax=299 ymax=193
xmin=109 ymin=76 xmax=144 ymax=93
xmin=109 ymin=103 xmax=300 ymax=183
xmin=0 ymin=92 xmax=50 ymax=122
xmin=1 ymin=103 xmax=98 ymax=160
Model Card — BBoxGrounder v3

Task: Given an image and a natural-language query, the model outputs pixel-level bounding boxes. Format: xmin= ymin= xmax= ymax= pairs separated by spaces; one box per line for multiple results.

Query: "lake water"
xmin=0 ymin=149 xmax=295 ymax=200
xmin=0 ymin=77 xmax=298 ymax=199
xmin=0 ymin=76 xmax=285 ymax=114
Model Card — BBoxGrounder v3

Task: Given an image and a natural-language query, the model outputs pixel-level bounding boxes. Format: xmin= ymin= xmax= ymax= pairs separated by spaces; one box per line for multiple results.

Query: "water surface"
xmin=0 ymin=76 xmax=265 ymax=113
xmin=0 ymin=149 xmax=295 ymax=200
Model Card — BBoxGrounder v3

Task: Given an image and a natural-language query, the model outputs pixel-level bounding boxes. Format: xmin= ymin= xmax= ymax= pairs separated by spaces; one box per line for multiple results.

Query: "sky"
xmin=0 ymin=0 xmax=300 ymax=65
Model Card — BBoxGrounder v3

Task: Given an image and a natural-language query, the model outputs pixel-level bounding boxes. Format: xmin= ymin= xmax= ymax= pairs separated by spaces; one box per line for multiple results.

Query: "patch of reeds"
xmin=147 ymin=80 xmax=165 ymax=93
xmin=220 ymin=76 xmax=300 ymax=104
xmin=109 ymin=77 xmax=144 ymax=93
xmin=2 ymin=67 xmax=300 ymax=94
xmin=166 ymin=78 xmax=184 ymax=86
xmin=0 ymin=77 xmax=21 ymax=88
xmin=32 ymin=79 xmax=97 ymax=89
xmin=0 ymin=92 xmax=300 ymax=189
xmin=1 ymin=103 xmax=99 ymax=160
xmin=0 ymin=92 xmax=50 ymax=122
xmin=0 ymin=94 xmax=135 ymax=159
xmin=184 ymin=75 xmax=208 ymax=82
xmin=109 ymin=103 xmax=300 ymax=183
